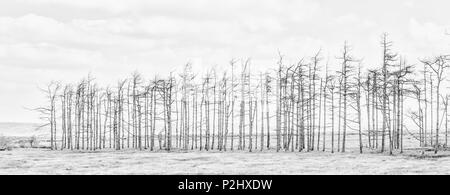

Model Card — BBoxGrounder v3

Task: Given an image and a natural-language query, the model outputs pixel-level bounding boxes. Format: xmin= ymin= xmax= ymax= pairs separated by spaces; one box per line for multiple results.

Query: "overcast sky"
xmin=0 ymin=0 xmax=449 ymax=123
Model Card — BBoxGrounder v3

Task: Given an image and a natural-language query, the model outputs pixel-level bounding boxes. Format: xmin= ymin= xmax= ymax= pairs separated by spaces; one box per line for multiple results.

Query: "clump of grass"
xmin=30 ymin=136 xmax=39 ymax=148
xmin=15 ymin=136 xmax=41 ymax=149
xmin=0 ymin=135 xmax=13 ymax=151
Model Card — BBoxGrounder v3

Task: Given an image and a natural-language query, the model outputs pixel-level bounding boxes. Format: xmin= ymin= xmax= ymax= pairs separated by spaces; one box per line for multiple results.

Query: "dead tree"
xmin=328 ymin=77 xmax=337 ymax=153
xmin=265 ymin=73 xmax=272 ymax=150
xmin=260 ymin=72 xmax=265 ymax=151
xmin=337 ymin=42 xmax=356 ymax=153
xmin=381 ymin=33 xmax=397 ymax=154
xmin=423 ymin=64 xmax=428 ymax=146
xmin=364 ymin=73 xmax=372 ymax=148
xmin=322 ymin=63 xmax=330 ymax=152
xmin=445 ymin=95 xmax=449 ymax=148
xmin=163 ymin=77 xmax=174 ymax=151
xmin=357 ymin=63 xmax=363 ymax=153
xmin=36 ymin=81 xmax=61 ymax=150
xmin=276 ymin=53 xmax=283 ymax=152
xmin=410 ymin=83 xmax=425 ymax=147
xmin=212 ymin=70 xmax=217 ymax=150
xmin=230 ymin=59 xmax=237 ymax=151
xmin=421 ymin=55 xmax=450 ymax=153
xmin=310 ymin=51 xmax=322 ymax=151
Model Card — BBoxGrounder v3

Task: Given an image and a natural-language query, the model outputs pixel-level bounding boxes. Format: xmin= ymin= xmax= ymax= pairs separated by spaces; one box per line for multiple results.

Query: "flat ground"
xmin=1 ymin=148 xmax=449 ymax=175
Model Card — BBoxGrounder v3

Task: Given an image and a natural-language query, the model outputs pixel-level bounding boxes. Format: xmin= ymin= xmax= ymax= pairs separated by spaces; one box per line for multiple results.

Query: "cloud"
xmin=0 ymin=14 xmax=158 ymax=49
xmin=334 ymin=13 xmax=360 ymax=24
xmin=408 ymin=18 xmax=450 ymax=55
xmin=403 ymin=0 xmax=415 ymax=8
xmin=17 ymin=0 xmax=320 ymax=20
xmin=409 ymin=19 xmax=448 ymax=42
xmin=0 ymin=0 xmax=323 ymax=74
xmin=1 ymin=0 xmax=450 ymax=122
xmin=0 ymin=42 xmax=106 ymax=70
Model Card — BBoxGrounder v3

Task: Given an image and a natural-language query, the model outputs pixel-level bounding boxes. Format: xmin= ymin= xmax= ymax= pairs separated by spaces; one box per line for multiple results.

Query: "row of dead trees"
xmin=37 ymin=34 xmax=450 ymax=154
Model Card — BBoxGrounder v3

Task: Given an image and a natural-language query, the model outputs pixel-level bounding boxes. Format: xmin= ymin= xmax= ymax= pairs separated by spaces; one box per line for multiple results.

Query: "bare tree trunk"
xmin=338 ymin=75 xmax=342 ymax=152
xmin=323 ymin=71 xmax=328 ymax=152
xmin=317 ymin=79 xmax=322 ymax=151
xmin=260 ymin=73 xmax=265 ymax=151
xmin=199 ymin=84 xmax=205 ymax=151
xmin=446 ymin=96 xmax=449 ymax=148
xmin=357 ymin=63 xmax=363 ymax=154
xmin=424 ymin=65 xmax=428 ymax=146
xmin=230 ymin=61 xmax=236 ymax=151
xmin=330 ymin=85 xmax=335 ymax=153
xmin=266 ymin=74 xmax=271 ymax=150
xmin=381 ymin=34 xmax=396 ymax=154
xmin=212 ymin=74 xmax=217 ymax=150
xmin=366 ymin=75 xmax=372 ymax=149
xmin=276 ymin=55 xmax=282 ymax=152
xmin=431 ymin=76 xmax=434 ymax=147
xmin=374 ymin=74 xmax=379 ymax=149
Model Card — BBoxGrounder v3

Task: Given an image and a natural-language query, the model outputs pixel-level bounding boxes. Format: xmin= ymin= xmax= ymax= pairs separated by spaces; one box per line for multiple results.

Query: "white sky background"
xmin=0 ymin=0 xmax=449 ymax=123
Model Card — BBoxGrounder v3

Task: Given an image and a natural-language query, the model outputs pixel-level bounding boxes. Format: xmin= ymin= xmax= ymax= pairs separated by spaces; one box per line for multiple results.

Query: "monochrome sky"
xmin=0 ymin=0 xmax=449 ymax=123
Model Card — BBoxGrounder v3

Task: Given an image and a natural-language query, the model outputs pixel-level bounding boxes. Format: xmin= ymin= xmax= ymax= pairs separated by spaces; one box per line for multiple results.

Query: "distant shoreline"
xmin=0 ymin=122 xmax=47 ymax=137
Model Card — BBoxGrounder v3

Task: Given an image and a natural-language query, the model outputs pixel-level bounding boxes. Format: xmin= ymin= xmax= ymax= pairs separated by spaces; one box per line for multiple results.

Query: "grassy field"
xmin=1 ymin=123 xmax=449 ymax=175
xmin=0 ymin=148 xmax=449 ymax=175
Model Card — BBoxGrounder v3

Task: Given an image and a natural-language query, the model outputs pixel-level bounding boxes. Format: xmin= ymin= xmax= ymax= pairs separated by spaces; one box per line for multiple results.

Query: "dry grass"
xmin=0 ymin=148 xmax=449 ymax=175
xmin=0 ymin=135 xmax=13 ymax=151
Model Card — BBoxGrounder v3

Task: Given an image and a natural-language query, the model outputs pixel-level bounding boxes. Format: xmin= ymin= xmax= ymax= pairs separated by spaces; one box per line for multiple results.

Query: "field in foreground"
xmin=1 ymin=148 xmax=450 ymax=175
